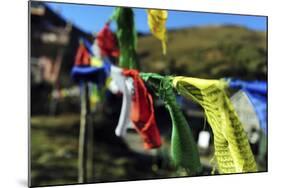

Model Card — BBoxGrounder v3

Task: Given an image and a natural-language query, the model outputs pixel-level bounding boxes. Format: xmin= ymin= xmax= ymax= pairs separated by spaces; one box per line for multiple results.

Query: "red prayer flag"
xmin=96 ymin=23 xmax=120 ymax=58
xmin=122 ymin=69 xmax=162 ymax=149
xmin=75 ymin=43 xmax=91 ymax=66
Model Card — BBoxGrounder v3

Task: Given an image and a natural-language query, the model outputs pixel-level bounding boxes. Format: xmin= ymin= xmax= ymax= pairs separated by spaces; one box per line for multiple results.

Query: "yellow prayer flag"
xmin=90 ymin=57 xmax=103 ymax=68
xmin=172 ymin=76 xmax=257 ymax=174
xmin=147 ymin=9 xmax=168 ymax=55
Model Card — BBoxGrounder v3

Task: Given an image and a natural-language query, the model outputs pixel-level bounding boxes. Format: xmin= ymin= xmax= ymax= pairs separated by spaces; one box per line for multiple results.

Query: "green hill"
xmin=137 ymin=25 xmax=267 ymax=80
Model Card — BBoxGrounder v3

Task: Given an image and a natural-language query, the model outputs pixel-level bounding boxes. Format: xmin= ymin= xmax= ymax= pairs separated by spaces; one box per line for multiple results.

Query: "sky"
xmin=46 ymin=2 xmax=267 ymax=34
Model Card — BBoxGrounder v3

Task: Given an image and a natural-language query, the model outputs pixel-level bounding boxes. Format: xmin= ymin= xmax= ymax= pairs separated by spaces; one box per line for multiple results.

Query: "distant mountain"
xmin=137 ymin=25 xmax=267 ymax=80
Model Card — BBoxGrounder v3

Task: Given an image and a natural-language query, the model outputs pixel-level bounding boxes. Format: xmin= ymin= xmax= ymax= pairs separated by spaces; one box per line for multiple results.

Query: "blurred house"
xmin=30 ymin=1 xmax=93 ymax=114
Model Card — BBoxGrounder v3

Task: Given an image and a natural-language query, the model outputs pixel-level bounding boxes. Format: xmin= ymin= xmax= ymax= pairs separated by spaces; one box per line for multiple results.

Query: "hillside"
xmin=137 ymin=25 xmax=267 ymax=80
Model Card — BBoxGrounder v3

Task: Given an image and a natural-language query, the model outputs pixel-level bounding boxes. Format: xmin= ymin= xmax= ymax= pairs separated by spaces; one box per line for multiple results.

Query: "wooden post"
xmin=86 ymin=84 xmax=94 ymax=181
xmin=78 ymin=82 xmax=89 ymax=183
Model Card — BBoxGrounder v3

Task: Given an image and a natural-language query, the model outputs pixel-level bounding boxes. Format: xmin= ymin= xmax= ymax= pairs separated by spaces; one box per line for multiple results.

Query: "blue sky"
xmin=46 ymin=2 xmax=267 ymax=34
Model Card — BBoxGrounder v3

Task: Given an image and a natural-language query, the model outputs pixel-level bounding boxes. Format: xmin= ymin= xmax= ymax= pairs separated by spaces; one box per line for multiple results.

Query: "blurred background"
xmin=30 ymin=1 xmax=267 ymax=187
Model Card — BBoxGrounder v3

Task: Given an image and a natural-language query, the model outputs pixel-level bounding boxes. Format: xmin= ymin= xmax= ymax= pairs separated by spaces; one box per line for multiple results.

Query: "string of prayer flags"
xmin=147 ymin=9 xmax=168 ymax=55
xmin=227 ymin=79 xmax=267 ymax=134
xmin=172 ymin=77 xmax=257 ymax=174
xmin=109 ymin=65 xmax=134 ymax=138
xmin=112 ymin=7 xmax=139 ymax=69
xmin=96 ymin=23 xmax=120 ymax=58
xmin=72 ymin=39 xmax=111 ymax=86
xmin=140 ymin=73 xmax=202 ymax=174
xmin=123 ymin=69 xmax=162 ymax=149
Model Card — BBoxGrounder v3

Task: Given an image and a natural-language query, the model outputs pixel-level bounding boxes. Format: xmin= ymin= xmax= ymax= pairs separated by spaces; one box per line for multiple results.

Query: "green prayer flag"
xmin=112 ymin=7 xmax=139 ymax=69
xmin=141 ymin=73 xmax=202 ymax=175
